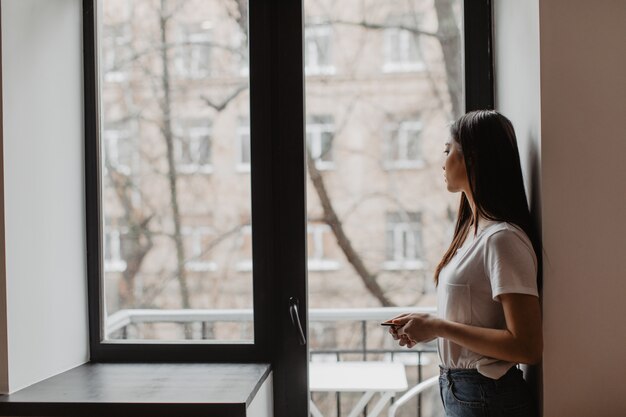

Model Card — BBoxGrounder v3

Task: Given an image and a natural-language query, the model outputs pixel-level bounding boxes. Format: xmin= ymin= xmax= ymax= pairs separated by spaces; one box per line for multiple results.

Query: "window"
xmin=95 ymin=0 xmax=255 ymax=347
xmin=86 ymin=0 xmax=493 ymax=375
xmin=234 ymin=31 xmax=250 ymax=77
xmin=384 ymin=212 xmax=424 ymax=270
xmin=175 ymin=120 xmax=212 ymax=174
xmin=307 ymin=222 xmax=339 ymax=271
xmin=182 ymin=226 xmax=217 ymax=272
xmin=383 ymin=16 xmax=424 ymax=73
xmin=102 ymin=120 xmax=134 ymax=175
xmin=175 ymin=22 xmax=212 ymax=79
xmin=385 ymin=120 xmax=423 ymax=169
xmin=306 ymin=115 xmax=334 ymax=170
xmin=102 ymin=22 xmax=131 ymax=82
xmin=236 ymin=116 xmax=251 ymax=172
xmin=305 ymin=23 xmax=334 ymax=75
xmin=235 ymin=224 xmax=253 ymax=272
xmin=104 ymin=226 xmax=127 ymax=272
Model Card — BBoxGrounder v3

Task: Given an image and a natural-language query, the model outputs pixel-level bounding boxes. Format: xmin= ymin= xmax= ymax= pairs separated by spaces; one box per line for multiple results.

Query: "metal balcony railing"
xmin=106 ymin=307 xmax=440 ymax=417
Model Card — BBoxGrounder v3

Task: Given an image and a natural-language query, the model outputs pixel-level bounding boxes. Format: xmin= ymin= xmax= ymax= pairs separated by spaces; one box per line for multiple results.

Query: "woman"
xmin=387 ymin=110 xmax=542 ymax=417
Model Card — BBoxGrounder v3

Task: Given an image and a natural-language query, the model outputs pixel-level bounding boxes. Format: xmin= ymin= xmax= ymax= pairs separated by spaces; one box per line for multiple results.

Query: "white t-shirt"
xmin=437 ymin=221 xmax=539 ymax=379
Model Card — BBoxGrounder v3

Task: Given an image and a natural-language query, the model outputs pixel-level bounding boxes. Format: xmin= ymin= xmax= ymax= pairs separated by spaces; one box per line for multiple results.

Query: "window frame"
xmin=83 ymin=0 xmax=493 ymax=364
xmin=306 ymin=115 xmax=335 ymax=170
xmin=103 ymin=226 xmax=127 ymax=273
xmin=304 ymin=23 xmax=335 ymax=76
xmin=102 ymin=21 xmax=131 ymax=82
xmin=174 ymin=120 xmax=213 ymax=174
xmin=384 ymin=119 xmax=424 ymax=170
xmin=236 ymin=116 xmax=251 ymax=172
xmin=382 ymin=18 xmax=425 ymax=73
xmin=84 ymin=0 xmax=277 ymax=363
xmin=174 ymin=22 xmax=213 ymax=80
xmin=383 ymin=212 xmax=424 ymax=271
xmin=307 ymin=222 xmax=340 ymax=271
xmin=102 ymin=120 xmax=134 ymax=175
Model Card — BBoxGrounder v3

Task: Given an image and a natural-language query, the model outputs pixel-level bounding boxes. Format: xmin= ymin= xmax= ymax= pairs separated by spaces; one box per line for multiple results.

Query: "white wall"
xmin=247 ymin=373 xmax=274 ymax=417
xmin=493 ymin=0 xmax=541 ymax=219
xmin=0 ymin=0 xmax=89 ymax=393
xmin=496 ymin=0 xmax=626 ymax=416
xmin=493 ymin=0 xmax=543 ymax=408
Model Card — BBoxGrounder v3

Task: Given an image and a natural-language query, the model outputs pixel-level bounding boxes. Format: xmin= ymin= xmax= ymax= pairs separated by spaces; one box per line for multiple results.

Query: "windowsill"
xmin=177 ymin=165 xmax=214 ymax=175
xmin=0 ymin=363 xmax=271 ymax=417
xmin=313 ymin=161 xmax=335 ymax=171
xmin=236 ymin=163 xmax=251 ymax=173
xmin=104 ymin=260 xmax=127 ymax=272
xmin=382 ymin=260 xmax=425 ymax=271
xmin=185 ymin=261 xmax=218 ymax=272
xmin=305 ymin=66 xmax=336 ymax=76
xmin=383 ymin=160 xmax=425 ymax=170
xmin=308 ymin=259 xmax=340 ymax=271
xmin=104 ymin=72 xmax=127 ymax=83
xmin=382 ymin=62 xmax=426 ymax=73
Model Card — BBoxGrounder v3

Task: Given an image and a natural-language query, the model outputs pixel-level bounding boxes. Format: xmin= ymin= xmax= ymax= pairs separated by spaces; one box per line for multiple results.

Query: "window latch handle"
xmin=288 ymin=297 xmax=306 ymax=346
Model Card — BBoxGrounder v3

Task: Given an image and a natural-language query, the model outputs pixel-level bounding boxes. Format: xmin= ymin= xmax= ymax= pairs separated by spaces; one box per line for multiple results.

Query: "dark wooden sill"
xmin=0 ymin=363 xmax=271 ymax=417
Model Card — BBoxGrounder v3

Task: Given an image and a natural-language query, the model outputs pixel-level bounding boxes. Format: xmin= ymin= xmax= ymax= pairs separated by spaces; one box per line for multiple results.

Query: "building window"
xmin=175 ymin=22 xmax=212 ymax=79
xmin=306 ymin=115 xmax=335 ymax=170
xmin=236 ymin=224 xmax=253 ymax=272
xmin=383 ymin=17 xmax=424 ymax=73
xmin=234 ymin=31 xmax=249 ymax=77
xmin=384 ymin=212 xmax=424 ymax=270
xmin=237 ymin=116 xmax=251 ymax=172
xmin=183 ymin=227 xmax=217 ymax=272
xmin=385 ymin=120 xmax=423 ymax=169
xmin=104 ymin=227 xmax=127 ymax=272
xmin=102 ymin=23 xmax=131 ymax=82
xmin=308 ymin=222 xmax=339 ymax=271
xmin=103 ymin=120 xmax=134 ymax=175
xmin=305 ymin=24 xmax=334 ymax=75
xmin=175 ymin=119 xmax=212 ymax=174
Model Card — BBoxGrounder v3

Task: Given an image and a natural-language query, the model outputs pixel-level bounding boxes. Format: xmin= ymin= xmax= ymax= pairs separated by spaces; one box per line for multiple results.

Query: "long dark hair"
xmin=434 ymin=110 xmax=541 ymax=287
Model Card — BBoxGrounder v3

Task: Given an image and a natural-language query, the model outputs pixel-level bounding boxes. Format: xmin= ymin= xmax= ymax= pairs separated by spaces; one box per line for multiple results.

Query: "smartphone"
xmin=380 ymin=322 xmax=399 ymax=327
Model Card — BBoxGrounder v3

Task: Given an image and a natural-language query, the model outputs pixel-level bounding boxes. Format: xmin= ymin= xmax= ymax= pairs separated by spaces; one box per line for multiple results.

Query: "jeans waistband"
xmin=439 ymin=366 xmax=480 ymax=379
xmin=439 ymin=365 xmax=520 ymax=382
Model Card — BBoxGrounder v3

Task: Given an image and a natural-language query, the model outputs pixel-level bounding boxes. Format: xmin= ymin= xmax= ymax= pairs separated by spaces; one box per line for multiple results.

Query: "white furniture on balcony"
xmin=309 ymin=361 xmax=408 ymax=417
xmin=387 ymin=375 xmax=439 ymax=417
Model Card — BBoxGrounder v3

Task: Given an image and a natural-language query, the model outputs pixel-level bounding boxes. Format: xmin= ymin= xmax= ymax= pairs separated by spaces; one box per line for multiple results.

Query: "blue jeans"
xmin=439 ymin=366 xmax=538 ymax=417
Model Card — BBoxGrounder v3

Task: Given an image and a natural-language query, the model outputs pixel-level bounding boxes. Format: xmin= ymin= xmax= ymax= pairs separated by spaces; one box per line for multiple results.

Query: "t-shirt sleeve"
xmin=484 ymin=229 xmax=539 ymax=302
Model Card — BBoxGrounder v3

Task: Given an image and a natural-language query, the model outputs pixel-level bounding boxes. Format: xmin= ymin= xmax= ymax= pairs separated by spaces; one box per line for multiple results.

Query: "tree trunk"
xmin=159 ymin=0 xmax=191 ymax=311
xmin=434 ymin=0 xmax=463 ymax=120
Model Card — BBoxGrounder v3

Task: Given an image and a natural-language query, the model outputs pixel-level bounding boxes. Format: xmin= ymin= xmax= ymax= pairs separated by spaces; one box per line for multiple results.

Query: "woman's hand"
xmin=387 ymin=313 xmax=440 ymax=348
xmin=387 ymin=324 xmax=417 ymax=348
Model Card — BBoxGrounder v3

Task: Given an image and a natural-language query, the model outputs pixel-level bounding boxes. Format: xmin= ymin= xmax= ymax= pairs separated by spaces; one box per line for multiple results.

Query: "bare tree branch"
xmin=306 ymin=149 xmax=395 ymax=307
xmin=200 ymin=84 xmax=247 ymax=112
xmin=159 ymin=0 xmax=191 ymax=311
xmin=321 ymin=18 xmax=438 ymax=38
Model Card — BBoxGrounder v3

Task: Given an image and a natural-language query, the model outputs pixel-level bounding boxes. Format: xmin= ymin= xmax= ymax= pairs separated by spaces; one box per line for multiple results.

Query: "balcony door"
xmin=302 ymin=0 xmax=493 ymax=416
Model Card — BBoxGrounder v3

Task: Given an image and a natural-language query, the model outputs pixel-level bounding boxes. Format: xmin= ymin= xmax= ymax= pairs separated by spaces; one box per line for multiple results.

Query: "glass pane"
xmin=100 ymin=0 xmax=252 ymax=343
xmin=305 ymin=0 xmax=463 ymax=415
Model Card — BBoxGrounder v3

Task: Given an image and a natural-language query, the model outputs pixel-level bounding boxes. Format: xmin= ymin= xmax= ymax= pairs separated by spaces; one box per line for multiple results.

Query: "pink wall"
xmin=540 ymin=0 xmax=626 ymax=415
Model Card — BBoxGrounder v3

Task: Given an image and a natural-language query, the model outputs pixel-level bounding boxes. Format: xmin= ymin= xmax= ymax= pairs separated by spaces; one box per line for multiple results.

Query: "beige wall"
xmin=495 ymin=0 xmax=626 ymax=415
xmin=539 ymin=0 xmax=626 ymax=416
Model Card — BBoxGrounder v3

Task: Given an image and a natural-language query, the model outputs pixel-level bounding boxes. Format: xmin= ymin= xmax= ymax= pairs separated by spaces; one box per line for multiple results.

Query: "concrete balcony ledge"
xmin=0 ymin=363 xmax=271 ymax=417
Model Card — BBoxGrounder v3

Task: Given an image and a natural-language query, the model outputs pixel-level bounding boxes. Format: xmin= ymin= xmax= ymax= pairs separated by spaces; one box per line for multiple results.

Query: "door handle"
xmin=288 ymin=297 xmax=306 ymax=346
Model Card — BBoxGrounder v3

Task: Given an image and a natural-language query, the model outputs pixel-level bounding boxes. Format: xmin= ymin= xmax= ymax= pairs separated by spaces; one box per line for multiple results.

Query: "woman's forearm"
xmin=435 ymin=319 xmax=542 ymax=365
